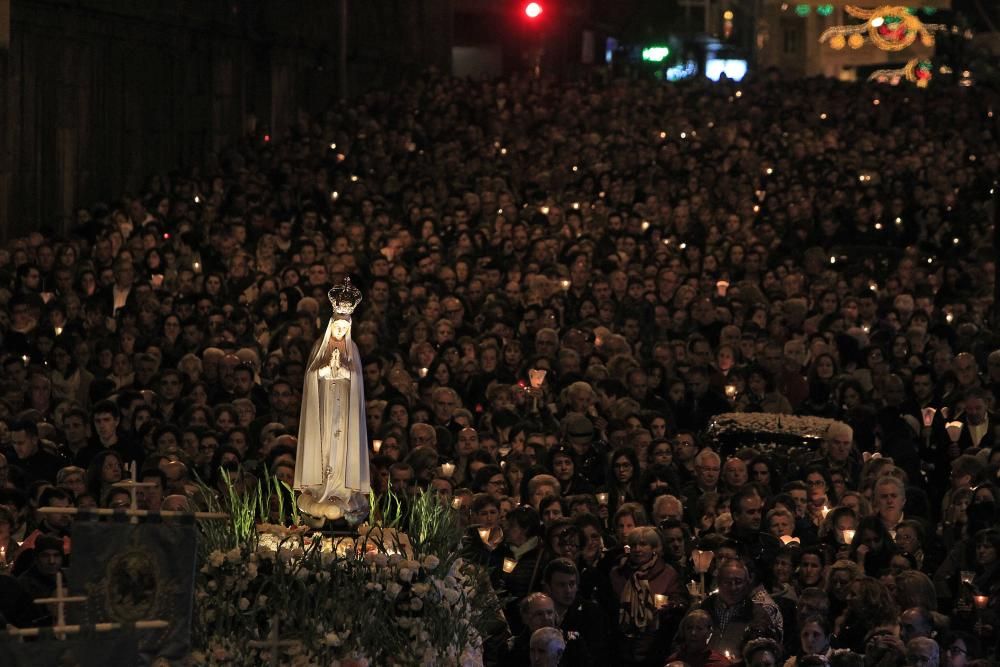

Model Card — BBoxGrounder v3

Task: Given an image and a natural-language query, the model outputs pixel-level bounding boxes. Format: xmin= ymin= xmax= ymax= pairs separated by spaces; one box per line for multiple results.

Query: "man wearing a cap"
xmin=562 ymin=414 xmax=605 ymax=488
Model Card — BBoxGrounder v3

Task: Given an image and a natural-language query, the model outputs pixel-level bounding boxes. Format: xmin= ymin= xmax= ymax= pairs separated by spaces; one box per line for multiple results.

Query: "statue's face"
xmin=331 ymin=319 xmax=350 ymax=341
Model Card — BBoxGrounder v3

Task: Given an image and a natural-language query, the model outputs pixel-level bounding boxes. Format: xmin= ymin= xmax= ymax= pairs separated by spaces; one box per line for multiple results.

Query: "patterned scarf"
xmin=619 ymin=557 xmax=659 ymax=636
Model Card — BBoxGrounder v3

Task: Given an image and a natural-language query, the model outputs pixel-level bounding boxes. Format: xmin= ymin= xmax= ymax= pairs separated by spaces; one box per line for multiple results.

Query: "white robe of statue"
xmin=293 ymin=316 xmax=370 ymax=522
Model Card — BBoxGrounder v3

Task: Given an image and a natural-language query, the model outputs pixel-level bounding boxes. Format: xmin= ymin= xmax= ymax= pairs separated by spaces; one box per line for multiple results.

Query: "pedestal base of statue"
xmin=297 ymin=489 xmax=369 ymax=525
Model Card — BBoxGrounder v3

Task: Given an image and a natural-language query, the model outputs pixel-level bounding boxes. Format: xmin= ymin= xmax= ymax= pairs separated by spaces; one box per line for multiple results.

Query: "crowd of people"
xmin=0 ymin=68 xmax=999 ymax=667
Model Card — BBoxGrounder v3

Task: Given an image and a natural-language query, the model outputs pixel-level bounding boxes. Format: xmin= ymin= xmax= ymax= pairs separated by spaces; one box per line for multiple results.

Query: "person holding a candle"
xmin=598 ymin=448 xmax=642 ymax=525
xmin=496 ymin=505 xmax=545 ymax=633
xmin=609 ymin=525 xmax=686 ymax=666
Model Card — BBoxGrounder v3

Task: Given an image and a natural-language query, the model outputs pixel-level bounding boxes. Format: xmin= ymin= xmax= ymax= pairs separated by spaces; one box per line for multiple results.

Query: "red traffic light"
xmin=524 ymin=2 xmax=543 ymax=19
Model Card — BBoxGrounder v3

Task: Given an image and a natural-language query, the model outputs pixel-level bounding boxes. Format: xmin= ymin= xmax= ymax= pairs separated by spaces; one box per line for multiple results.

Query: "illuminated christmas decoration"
xmin=819 ymin=5 xmax=946 ymax=52
xmin=868 ymin=58 xmax=933 ymax=87
xmin=795 ymin=4 xmax=811 ymax=17
xmin=817 ymin=4 xmax=835 ymax=16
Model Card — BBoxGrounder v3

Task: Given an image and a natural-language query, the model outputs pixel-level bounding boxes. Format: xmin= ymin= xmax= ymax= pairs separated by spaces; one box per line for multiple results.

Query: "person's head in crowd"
xmin=503 ymin=504 xmax=542 ymax=548
xmin=797 ymin=546 xmax=826 ymax=589
xmin=55 ymin=466 xmax=87 ymax=500
xmin=716 ymin=558 xmax=752 ymax=607
xmin=730 ymin=485 xmax=764 ymax=533
xmin=676 ymin=609 xmax=715 ymax=654
xmin=613 ymin=502 xmax=648 ymax=545
xmin=33 ymin=533 xmax=65 ymax=577
xmin=9 ymin=419 xmax=40 ymax=463
xmin=905 ymin=637 xmax=939 ymax=667
xmin=743 ymin=637 xmax=782 ymax=667
xmin=652 ymin=494 xmax=683 ymax=526
xmin=872 ymin=475 xmax=906 ymax=528
xmin=36 ymin=486 xmax=74 ymax=533
xmin=528 ymin=626 xmax=564 ymax=667
xmin=693 ymin=448 xmax=721 ymax=491
xmin=824 ymin=421 xmax=854 ymax=466
xmin=526 ymin=474 xmax=560 ymax=511
xmin=941 ymin=631 xmax=980 ymax=667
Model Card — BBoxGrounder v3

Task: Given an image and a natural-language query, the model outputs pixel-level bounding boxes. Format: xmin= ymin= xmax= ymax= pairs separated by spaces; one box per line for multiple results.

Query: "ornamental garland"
xmin=868 ymin=58 xmax=934 ymax=87
xmin=819 ymin=5 xmax=946 ymax=52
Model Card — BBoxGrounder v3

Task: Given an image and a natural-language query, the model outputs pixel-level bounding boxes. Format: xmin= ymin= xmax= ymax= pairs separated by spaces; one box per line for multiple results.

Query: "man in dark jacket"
xmin=542 ymin=558 xmax=609 ymax=667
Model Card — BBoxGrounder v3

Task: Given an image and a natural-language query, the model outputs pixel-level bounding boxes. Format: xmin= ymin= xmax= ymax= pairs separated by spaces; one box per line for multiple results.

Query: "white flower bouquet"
xmin=192 ymin=483 xmax=496 ymax=666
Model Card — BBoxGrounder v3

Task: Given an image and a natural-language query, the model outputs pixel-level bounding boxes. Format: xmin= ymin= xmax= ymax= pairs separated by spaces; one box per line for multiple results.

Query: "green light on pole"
xmin=642 ymin=46 xmax=671 ymax=63
xmin=795 ymin=4 xmax=811 ymax=16
xmin=817 ymin=4 xmax=834 ymax=16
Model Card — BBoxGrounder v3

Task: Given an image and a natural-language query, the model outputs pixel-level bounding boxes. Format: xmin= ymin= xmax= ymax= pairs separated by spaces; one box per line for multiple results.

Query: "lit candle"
xmin=946 ymin=421 xmax=964 ymax=443
xmin=372 ymin=439 xmax=383 ymax=453
xmin=529 ymin=368 xmax=547 ymax=389
xmin=502 ymin=558 xmax=517 ymax=574
xmin=691 ymin=549 xmax=715 ymax=574
xmin=0 ymin=545 xmax=6 ymax=564
xmin=961 ymin=570 xmax=975 ymax=585
xmin=596 ymin=492 xmax=609 ymax=506
xmin=724 ymin=650 xmax=733 ymax=662
xmin=724 ymin=385 xmax=737 ymax=399
xmin=21 ymin=355 xmax=29 ymax=366
xmin=440 ymin=463 xmax=455 ymax=478
xmin=418 ymin=367 xmax=429 ymax=378
xmin=716 ymin=280 xmax=730 ymax=297
xmin=821 ymin=505 xmax=831 ymax=519
xmin=193 ymin=261 xmax=201 ymax=273
xmin=641 ymin=221 xmax=650 ymax=232
xmin=540 ymin=206 xmax=550 ymax=215
xmin=921 ymin=407 xmax=936 ymax=428
xmin=560 ymin=279 xmax=571 ymax=291
xmin=653 ymin=594 xmax=668 ymax=609
xmin=478 ymin=527 xmax=491 ymax=543
xmin=841 ymin=529 xmax=856 ymax=544
xmin=451 ymin=497 xmax=463 ymax=510
xmin=974 ymin=595 xmax=989 ymax=609
xmin=54 ymin=326 xmax=63 ymax=336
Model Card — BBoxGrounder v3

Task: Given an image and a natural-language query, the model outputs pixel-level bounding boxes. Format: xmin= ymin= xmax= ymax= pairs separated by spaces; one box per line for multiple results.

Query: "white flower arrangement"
xmin=705 ymin=412 xmax=838 ymax=457
xmin=192 ymin=488 xmax=495 ymax=666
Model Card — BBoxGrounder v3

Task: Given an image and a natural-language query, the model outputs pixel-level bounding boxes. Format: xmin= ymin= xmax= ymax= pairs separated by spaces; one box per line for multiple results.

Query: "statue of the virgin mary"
xmin=293 ymin=278 xmax=370 ymax=522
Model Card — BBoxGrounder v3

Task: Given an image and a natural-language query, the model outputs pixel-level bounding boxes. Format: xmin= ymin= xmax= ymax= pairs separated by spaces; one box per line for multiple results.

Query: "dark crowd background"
xmin=0 ymin=70 xmax=999 ymax=667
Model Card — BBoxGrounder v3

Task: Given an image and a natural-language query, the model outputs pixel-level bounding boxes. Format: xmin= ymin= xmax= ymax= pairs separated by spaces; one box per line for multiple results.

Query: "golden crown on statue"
xmin=328 ymin=277 xmax=362 ymax=316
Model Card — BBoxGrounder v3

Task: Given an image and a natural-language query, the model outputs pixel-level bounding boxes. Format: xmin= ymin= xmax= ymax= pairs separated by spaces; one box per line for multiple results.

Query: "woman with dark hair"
xmin=471 ymin=464 xmax=508 ymax=498
xmin=798 ymin=353 xmax=840 ymax=417
xmin=749 ymin=455 xmax=779 ymax=494
xmin=85 ymin=449 xmax=125 ymax=504
xmin=800 ymin=463 xmax=837 ymax=523
xmin=639 ymin=464 xmax=680 ymax=518
xmin=830 ymin=576 xmax=899 ymax=653
xmin=599 ymin=447 xmax=642 ymax=523
xmin=736 ymin=365 xmax=793 ymax=414
xmin=850 ymin=515 xmax=898 ymax=578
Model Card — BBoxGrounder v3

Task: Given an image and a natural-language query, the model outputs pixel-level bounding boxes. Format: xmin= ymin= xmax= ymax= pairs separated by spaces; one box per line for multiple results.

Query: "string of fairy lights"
xmin=775 ymin=4 xmax=964 ymax=87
